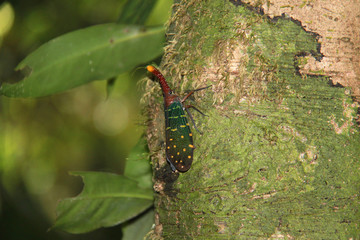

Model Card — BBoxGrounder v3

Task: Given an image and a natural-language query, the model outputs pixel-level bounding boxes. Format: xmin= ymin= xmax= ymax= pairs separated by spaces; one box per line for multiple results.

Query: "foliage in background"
xmin=0 ymin=24 xmax=164 ymax=97
xmin=0 ymin=0 xmax=172 ymax=239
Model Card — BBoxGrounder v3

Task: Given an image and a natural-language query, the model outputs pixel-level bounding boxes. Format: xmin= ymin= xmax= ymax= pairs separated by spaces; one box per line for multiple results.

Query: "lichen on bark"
xmin=145 ymin=0 xmax=360 ymax=239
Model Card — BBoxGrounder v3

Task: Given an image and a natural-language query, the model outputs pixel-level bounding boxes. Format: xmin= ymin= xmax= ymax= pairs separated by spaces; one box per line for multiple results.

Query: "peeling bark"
xmin=242 ymin=0 xmax=360 ymax=100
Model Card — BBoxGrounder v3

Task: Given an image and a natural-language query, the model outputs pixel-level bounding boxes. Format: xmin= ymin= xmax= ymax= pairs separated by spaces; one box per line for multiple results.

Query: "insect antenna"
xmin=181 ymin=85 xmax=212 ymax=102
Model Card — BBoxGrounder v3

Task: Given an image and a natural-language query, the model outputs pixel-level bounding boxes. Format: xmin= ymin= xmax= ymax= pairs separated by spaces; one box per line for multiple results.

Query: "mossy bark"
xmin=146 ymin=0 xmax=360 ymax=239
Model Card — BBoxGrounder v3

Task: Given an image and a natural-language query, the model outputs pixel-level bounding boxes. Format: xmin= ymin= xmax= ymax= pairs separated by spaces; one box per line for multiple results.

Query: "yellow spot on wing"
xmin=171 ymin=128 xmax=177 ymax=132
xmin=188 ymin=155 xmax=192 ymax=159
xmin=189 ymin=144 xmax=194 ymax=148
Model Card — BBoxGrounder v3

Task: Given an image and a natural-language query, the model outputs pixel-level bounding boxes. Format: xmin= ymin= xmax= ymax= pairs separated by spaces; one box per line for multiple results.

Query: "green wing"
xmin=165 ymin=101 xmax=194 ymax=172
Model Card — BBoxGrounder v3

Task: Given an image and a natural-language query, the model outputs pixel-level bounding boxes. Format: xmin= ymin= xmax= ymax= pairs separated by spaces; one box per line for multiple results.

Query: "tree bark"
xmin=145 ymin=0 xmax=360 ymax=238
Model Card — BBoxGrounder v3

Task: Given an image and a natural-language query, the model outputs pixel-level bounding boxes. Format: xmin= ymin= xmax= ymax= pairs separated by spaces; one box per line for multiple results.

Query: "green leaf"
xmin=122 ymin=208 xmax=154 ymax=240
xmin=0 ymin=23 xmax=164 ymax=98
xmin=124 ymin=136 xmax=152 ymax=189
xmin=53 ymin=171 xmax=153 ymax=234
xmin=117 ymin=0 xmax=157 ymax=25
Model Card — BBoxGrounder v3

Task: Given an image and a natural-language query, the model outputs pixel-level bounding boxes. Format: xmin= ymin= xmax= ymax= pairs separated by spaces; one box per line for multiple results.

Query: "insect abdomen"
xmin=165 ymin=101 xmax=194 ymax=172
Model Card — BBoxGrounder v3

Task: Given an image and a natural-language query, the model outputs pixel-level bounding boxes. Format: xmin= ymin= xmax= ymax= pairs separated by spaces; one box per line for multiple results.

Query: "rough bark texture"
xmin=243 ymin=0 xmax=360 ymax=101
xmin=145 ymin=0 xmax=360 ymax=239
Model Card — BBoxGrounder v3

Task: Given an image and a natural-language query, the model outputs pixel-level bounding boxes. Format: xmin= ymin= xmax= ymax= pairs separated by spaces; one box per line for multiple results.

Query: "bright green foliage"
xmin=122 ymin=209 xmax=154 ymax=240
xmin=117 ymin=0 xmax=157 ymax=25
xmin=1 ymin=0 xmax=167 ymax=239
xmin=0 ymin=24 xmax=164 ymax=98
xmin=53 ymin=171 xmax=153 ymax=234
xmin=124 ymin=136 xmax=152 ymax=190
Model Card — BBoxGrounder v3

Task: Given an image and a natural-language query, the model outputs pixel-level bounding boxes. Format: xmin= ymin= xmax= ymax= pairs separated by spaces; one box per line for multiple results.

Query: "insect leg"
xmin=185 ymin=105 xmax=207 ymax=116
xmin=185 ymin=107 xmax=203 ymax=134
xmin=166 ymin=156 xmax=177 ymax=172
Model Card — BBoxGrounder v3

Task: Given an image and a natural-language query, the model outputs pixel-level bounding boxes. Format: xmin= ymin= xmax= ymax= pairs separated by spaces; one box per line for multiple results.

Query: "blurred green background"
xmin=0 ymin=0 xmax=171 ymax=239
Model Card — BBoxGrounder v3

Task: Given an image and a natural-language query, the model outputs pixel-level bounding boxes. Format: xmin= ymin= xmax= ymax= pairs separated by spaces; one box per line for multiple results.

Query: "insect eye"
xmin=169 ymin=90 xmax=173 ymax=94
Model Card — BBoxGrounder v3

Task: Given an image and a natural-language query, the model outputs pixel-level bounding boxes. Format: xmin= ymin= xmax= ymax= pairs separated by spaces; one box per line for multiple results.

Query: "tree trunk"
xmin=145 ymin=0 xmax=360 ymax=238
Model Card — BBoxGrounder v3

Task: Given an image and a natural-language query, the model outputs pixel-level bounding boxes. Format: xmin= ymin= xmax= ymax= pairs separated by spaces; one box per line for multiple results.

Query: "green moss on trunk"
xmin=147 ymin=0 xmax=360 ymax=239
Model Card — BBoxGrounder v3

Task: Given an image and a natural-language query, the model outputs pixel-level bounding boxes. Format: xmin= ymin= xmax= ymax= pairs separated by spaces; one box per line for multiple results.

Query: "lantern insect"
xmin=147 ymin=65 xmax=209 ymax=172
